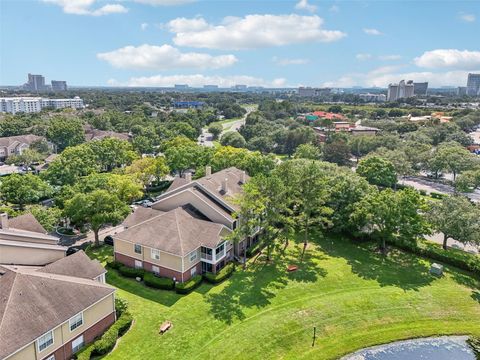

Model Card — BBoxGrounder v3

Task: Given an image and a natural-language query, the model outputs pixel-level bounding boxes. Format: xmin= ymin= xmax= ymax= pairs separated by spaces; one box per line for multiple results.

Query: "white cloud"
xmin=379 ymin=54 xmax=402 ymax=61
xmin=272 ymin=56 xmax=309 ymax=65
xmin=356 ymin=53 xmax=372 ymax=61
xmin=295 ymin=0 xmax=317 ymax=13
xmin=363 ymin=28 xmax=382 ymax=35
xmin=414 ymin=49 xmax=480 ymax=69
xmin=459 ymin=12 xmax=476 ymax=22
xmin=323 ymin=65 xmax=478 ymax=88
xmin=140 ymin=23 xmax=148 ymax=30
xmin=42 ymin=0 xmax=128 ymax=16
xmin=167 ymin=14 xmax=346 ymax=50
xmin=108 ymin=74 xmax=287 ymax=88
xmin=132 ymin=0 xmax=195 ymax=5
xmin=97 ymin=44 xmax=237 ymax=70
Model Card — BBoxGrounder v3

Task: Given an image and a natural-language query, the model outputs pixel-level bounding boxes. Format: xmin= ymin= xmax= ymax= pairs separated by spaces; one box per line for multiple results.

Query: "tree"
xmin=323 ymin=135 xmax=351 ymax=166
xmin=88 ymin=138 xmax=138 ymax=172
xmin=429 ymin=142 xmax=475 ymax=180
xmin=208 ymin=123 xmax=223 ymax=140
xmin=0 ymin=174 xmax=52 ymax=210
xmin=46 ymin=116 xmax=85 ymax=151
xmin=164 ymin=140 xmax=209 ymax=176
xmin=427 ymin=195 xmax=480 ymax=249
xmin=64 ymin=190 xmax=130 ymax=246
xmin=220 ymin=131 xmax=247 ymax=148
xmin=76 ymin=173 xmax=143 ymax=203
xmin=455 ymin=170 xmax=480 ymax=193
xmin=5 ymin=149 xmax=43 ymax=168
xmin=293 ymin=144 xmax=321 ymax=160
xmin=357 ymin=156 xmax=397 ymax=188
xmin=124 ymin=157 xmax=170 ymax=187
xmin=352 ymin=188 xmax=428 ymax=253
xmin=27 ymin=205 xmax=63 ymax=232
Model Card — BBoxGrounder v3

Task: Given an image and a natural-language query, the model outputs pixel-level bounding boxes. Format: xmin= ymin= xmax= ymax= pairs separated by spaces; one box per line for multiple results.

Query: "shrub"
xmin=204 ymin=263 xmax=235 ymax=284
xmin=175 ymin=275 xmax=203 ymax=294
xmin=467 ymin=336 xmax=480 ymax=359
xmin=143 ymin=272 xmax=175 ymax=290
xmin=107 ymin=260 xmax=122 ymax=270
xmin=118 ymin=265 xmax=145 ymax=279
xmin=389 ymin=237 xmax=480 ymax=275
xmin=430 ymin=192 xmax=445 ymax=199
xmin=93 ymin=327 xmax=118 ymax=355
xmin=419 ymin=189 xmax=427 ymax=196
xmin=115 ymin=311 xmax=133 ymax=336
xmin=115 ymin=297 xmax=128 ymax=318
xmin=75 ymin=344 xmax=95 ymax=360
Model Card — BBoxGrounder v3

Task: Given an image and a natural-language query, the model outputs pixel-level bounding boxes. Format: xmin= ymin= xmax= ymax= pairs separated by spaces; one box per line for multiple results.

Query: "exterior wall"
xmin=0 ymin=244 xmax=65 ymax=265
xmin=182 ymin=248 xmax=200 ymax=270
xmin=0 ymin=231 xmax=59 ymax=245
xmin=114 ymin=238 xmax=183 ymax=272
xmin=152 ymin=190 xmax=234 ymax=228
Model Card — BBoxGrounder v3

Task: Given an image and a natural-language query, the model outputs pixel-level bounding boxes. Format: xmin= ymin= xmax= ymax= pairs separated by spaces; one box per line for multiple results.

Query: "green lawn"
xmin=88 ymin=235 xmax=480 ymax=360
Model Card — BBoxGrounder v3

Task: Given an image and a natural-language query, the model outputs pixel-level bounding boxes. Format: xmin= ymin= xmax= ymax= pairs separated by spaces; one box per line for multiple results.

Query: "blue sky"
xmin=1 ymin=0 xmax=479 ymax=88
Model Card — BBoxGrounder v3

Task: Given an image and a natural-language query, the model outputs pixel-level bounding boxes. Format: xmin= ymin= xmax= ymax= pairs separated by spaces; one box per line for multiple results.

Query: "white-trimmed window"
xmin=189 ymin=251 xmax=197 ymax=262
xmin=134 ymin=260 xmax=143 ymax=269
xmin=134 ymin=244 xmax=142 ymax=254
xmin=69 ymin=312 xmax=83 ymax=332
xmin=37 ymin=330 xmax=54 ymax=352
xmin=190 ymin=267 xmax=197 ymax=276
xmin=151 ymin=248 xmax=160 ymax=260
xmin=72 ymin=335 xmax=84 ymax=353
xmin=45 ymin=355 xmax=55 ymax=360
xmin=152 ymin=265 xmax=160 ymax=275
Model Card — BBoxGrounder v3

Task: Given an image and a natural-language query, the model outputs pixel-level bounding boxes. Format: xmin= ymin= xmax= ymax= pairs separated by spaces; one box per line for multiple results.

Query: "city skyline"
xmin=0 ymin=0 xmax=479 ymax=88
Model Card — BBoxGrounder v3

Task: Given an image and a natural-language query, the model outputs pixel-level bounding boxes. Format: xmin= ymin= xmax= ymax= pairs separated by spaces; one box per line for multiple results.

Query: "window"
xmin=72 ymin=335 xmax=84 ymax=353
xmin=37 ymin=331 xmax=54 ymax=352
xmin=190 ymin=267 xmax=197 ymax=276
xmin=152 ymin=265 xmax=160 ymax=275
xmin=216 ymin=243 xmax=225 ymax=255
xmin=45 ymin=355 xmax=55 ymax=360
xmin=134 ymin=244 xmax=142 ymax=254
xmin=134 ymin=260 xmax=143 ymax=269
xmin=189 ymin=251 xmax=197 ymax=262
xmin=69 ymin=312 xmax=83 ymax=331
xmin=151 ymin=248 xmax=160 ymax=260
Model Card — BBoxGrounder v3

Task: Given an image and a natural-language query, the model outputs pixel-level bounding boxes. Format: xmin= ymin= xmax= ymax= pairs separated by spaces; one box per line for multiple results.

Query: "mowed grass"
xmin=89 ymin=235 xmax=480 ymax=360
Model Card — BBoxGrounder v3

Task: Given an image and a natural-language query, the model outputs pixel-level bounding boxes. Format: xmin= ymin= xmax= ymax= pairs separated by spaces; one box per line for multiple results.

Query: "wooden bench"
xmin=159 ymin=321 xmax=172 ymax=334
xmin=287 ymin=265 xmax=298 ymax=272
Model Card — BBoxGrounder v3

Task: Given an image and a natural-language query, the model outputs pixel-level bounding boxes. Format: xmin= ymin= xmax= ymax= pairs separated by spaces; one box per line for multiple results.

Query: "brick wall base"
xmin=42 ymin=312 xmax=115 ymax=360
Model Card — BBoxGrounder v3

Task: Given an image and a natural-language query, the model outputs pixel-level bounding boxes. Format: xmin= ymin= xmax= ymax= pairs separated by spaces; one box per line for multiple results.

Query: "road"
xmin=59 ymin=224 xmax=125 ymax=247
xmin=400 ymin=176 xmax=480 ymax=203
xmin=198 ymin=105 xmax=256 ymax=147
xmin=424 ymin=232 xmax=479 ymax=254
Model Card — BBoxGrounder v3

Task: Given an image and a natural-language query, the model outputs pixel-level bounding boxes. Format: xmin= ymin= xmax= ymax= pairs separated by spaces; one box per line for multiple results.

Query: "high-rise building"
xmin=51 ymin=80 xmax=67 ymax=91
xmin=457 ymin=87 xmax=467 ymax=96
xmin=387 ymin=80 xmax=414 ymax=101
xmin=413 ymin=82 xmax=428 ymax=95
xmin=466 ymin=73 xmax=480 ymax=96
xmin=24 ymin=73 xmax=46 ymax=91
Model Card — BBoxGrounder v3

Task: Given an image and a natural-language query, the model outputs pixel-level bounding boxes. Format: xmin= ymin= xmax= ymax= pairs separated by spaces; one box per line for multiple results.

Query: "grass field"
xmin=88 ymin=235 xmax=480 ymax=360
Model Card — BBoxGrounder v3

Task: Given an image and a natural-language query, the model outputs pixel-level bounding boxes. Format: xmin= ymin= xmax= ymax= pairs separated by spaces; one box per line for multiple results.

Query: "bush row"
xmin=118 ymin=265 xmax=145 ymax=279
xmin=175 ymin=275 xmax=203 ymax=294
xmin=204 ymin=263 xmax=235 ymax=284
xmin=467 ymin=336 xmax=480 ymax=359
xmin=429 ymin=192 xmax=446 ymax=199
xmin=388 ymin=237 xmax=480 ymax=275
xmin=75 ymin=312 xmax=133 ymax=360
xmin=144 ymin=272 xmax=175 ymax=290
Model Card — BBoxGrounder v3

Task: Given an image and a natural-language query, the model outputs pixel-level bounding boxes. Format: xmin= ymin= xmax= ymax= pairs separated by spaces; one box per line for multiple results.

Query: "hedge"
xmin=175 ymin=275 xmax=203 ymax=294
xmin=94 ymin=327 xmax=118 ymax=355
xmin=75 ymin=344 xmax=95 ymax=360
xmin=467 ymin=336 xmax=480 ymax=359
xmin=388 ymin=237 xmax=480 ymax=276
xmin=107 ymin=260 xmax=122 ymax=270
xmin=430 ymin=192 xmax=446 ymax=199
xmin=204 ymin=263 xmax=235 ymax=284
xmin=143 ymin=272 xmax=175 ymax=290
xmin=118 ymin=265 xmax=145 ymax=279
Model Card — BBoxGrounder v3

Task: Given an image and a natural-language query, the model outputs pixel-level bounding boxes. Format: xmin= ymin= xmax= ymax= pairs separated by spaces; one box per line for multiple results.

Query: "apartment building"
xmin=0 ymin=134 xmax=48 ymax=162
xmin=0 ymin=251 xmax=115 ymax=360
xmin=0 ymin=97 xmax=84 ymax=114
xmin=113 ymin=167 xmax=255 ymax=282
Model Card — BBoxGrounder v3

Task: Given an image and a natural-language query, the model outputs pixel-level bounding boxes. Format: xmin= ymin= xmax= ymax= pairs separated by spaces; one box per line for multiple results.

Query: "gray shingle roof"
xmin=38 ymin=251 xmax=105 ymax=280
xmin=8 ymin=213 xmax=47 ymax=234
xmin=114 ymin=207 xmax=229 ymax=256
xmin=0 ymin=263 xmax=114 ymax=359
xmin=0 ymin=135 xmax=44 ymax=148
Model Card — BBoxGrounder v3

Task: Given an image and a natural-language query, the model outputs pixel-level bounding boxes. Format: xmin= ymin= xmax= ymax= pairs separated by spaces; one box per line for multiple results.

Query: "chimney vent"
xmin=185 ymin=172 xmax=192 ymax=183
xmin=0 ymin=213 xmax=8 ymax=230
xmin=240 ymin=171 xmax=246 ymax=184
xmin=221 ymin=178 xmax=228 ymax=193
xmin=205 ymin=166 xmax=212 ymax=176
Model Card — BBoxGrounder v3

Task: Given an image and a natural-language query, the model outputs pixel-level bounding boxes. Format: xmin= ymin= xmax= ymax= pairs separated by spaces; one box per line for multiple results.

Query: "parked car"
xmin=104 ymin=235 xmax=114 ymax=246
xmin=66 ymin=247 xmax=80 ymax=256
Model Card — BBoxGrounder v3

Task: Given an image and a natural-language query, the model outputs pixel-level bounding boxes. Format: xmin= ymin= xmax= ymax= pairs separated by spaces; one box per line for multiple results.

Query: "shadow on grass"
xmin=472 ymin=290 xmax=480 ymax=304
xmin=205 ymin=242 xmax=327 ymax=325
xmin=315 ymin=234 xmax=436 ymax=291
xmin=86 ymin=245 xmax=113 ymax=266
xmin=106 ymin=270 xmax=182 ymax=307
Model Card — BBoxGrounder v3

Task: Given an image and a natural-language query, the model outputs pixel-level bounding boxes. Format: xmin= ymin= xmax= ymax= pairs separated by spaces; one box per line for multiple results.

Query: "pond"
xmin=342 ymin=336 xmax=475 ymax=360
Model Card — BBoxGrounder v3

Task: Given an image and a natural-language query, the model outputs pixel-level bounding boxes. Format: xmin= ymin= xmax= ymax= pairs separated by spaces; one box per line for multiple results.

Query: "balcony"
xmin=201 ymin=243 xmax=226 ymax=263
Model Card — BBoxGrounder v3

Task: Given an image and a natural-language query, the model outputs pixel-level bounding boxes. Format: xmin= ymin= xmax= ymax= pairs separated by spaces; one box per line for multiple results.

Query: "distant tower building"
xmin=413 ymin=82 xmax=428 ymax=95
xmin=466 ymin=73 xmax=480 ymax=96
xmin=51 ymin=80 xmax=67 ymax=91
xmin=457 ymin=87 xmax=467 ymax=96
xmin=387 ymin=80 xmax=414 ymax=101
xmin=25 ymin=73 xmax=46 ymax=91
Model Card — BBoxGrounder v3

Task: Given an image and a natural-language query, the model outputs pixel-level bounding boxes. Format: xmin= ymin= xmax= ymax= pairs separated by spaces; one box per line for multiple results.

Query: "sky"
xmin=0 ymin=0 xmax=479 ymax=88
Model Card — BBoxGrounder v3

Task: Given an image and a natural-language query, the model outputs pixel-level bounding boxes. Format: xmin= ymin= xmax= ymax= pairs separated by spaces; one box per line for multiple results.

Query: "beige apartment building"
xmin=0 ymin=251 xmax=115 ymax=360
